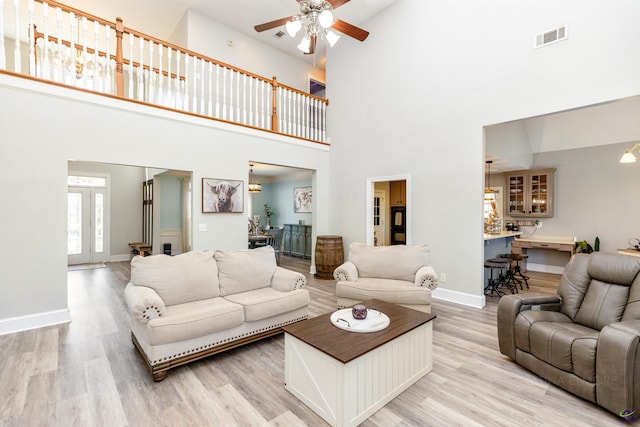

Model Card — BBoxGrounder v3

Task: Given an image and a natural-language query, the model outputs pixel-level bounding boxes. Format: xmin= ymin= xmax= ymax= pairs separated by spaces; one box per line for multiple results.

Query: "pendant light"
xmin=248 ymin=164 xmax=262 ymax=193
xmin=484 ymin=160 xmax=496 ymax=201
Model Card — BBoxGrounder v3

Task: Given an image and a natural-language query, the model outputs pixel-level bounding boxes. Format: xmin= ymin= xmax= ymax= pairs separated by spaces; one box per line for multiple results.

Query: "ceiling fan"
xmin=254 ymin=0 xmax=369 ymax=55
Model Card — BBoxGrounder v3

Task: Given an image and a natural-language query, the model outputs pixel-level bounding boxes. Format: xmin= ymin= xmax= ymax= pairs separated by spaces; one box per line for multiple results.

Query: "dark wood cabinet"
xmin=283 ymin=224 xmax=312 ymax=259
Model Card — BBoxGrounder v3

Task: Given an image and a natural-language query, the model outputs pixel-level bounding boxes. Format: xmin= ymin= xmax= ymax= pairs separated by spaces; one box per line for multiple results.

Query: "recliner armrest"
xmin=497 ymin=293 xmax=562 ymax=359
xmin=270 ymin=266 xmax=306 ymax=292
xmin=597 ymin=321 xmax=640 ymax=414
xmin=333 ymin=261 xmax=358 ymax=282
xmin=414 ymin=265 xmax=439 ymax=289
xmin=124 ymin=282 xmax=166 ymax=324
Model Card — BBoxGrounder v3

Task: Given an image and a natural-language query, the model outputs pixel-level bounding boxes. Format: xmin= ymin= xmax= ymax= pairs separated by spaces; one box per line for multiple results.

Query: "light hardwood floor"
xmin=0 ymin=256 xmax=622 ymax=426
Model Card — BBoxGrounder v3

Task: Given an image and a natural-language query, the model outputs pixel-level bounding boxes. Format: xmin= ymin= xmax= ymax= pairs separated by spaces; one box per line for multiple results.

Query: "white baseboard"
xmin=432 ymin=287 xmax=485 ymax=309
xmin=0 ymin=309 xmax=71 ymax=336
xmin=110 ymin=254 xmax=132 ymax=262
xmin=527 ymin=263 xmax=565 ymax=275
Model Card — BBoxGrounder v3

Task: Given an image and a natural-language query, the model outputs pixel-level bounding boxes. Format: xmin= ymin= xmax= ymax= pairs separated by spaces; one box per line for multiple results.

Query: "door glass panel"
xmin=95 ymin=193 xmax=104 ymax=253
xmin=68 ymin=193 xmax=82 ymax=255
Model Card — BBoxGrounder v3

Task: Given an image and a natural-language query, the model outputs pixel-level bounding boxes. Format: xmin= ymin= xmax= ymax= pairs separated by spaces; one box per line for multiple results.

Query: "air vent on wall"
xmin=534 ymin=25 xmax=568 ymax=48
xmin=274 ymin=30 xmax=286 ymax=39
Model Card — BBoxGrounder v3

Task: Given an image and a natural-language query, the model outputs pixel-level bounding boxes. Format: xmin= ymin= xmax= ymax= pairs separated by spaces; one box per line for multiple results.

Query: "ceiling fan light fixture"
xmin=318 ymin=9 xmax=334 ymax=29
xmin=297 ymin=36 xmax=312 ymax=53
xmin=285 ymin=19 xmax=302 ymax=37
xmin=325 ymin=29 xmax=340 ymax=47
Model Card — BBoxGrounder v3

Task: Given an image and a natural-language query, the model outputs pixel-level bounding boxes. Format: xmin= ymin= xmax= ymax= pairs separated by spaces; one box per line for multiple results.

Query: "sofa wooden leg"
xmin=152 ymin=370 xmax=168 ymax=382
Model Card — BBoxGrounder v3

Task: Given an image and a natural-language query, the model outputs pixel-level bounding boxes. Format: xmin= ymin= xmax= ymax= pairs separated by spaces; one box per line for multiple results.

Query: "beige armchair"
xmin=333 ymin=243 xmax=439 ymax=313
xmin=497 ymin=252 xmax=640 ymax=415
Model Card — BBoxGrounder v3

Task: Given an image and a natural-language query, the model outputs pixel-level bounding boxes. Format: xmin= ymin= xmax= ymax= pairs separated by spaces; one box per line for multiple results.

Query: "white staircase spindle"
xmin=236 ymin=71 xmax=240 ymax=122
xmin=55 ymin=8 xmax=62 ymax=82
xmin=229 ymin=70 xmax=234 ymax=122
xmin=92 ymin=20 xmax=99 ymax=91
xmin=137 ymin=35 xmax=144 ymax=101
xmin=175 ymin=50 xmax=182 ymax=110
xmin=200 ymin=58 xmax=205 ymax=114
xmin=104 ymin=24 xmax=111 ymax=94
xmin=191 ymin=55 xmax=197 ymax=113
xmin=166 ymin=47 xmax=172 ymax=107
xmin=222 ymin=67 xmax=227 ymax=120
xmin=41 ymin=3 xmax=50 ymax=79
xmin=127 ymin=33 xmax=134 ymax=98
xmin=13 ymin=0 xmax=21 ymax=74
xmin=207 ymin=61 xmax=213 ymax=116
xmin=80 ymin=17 xmax=88 ymax=87
xmin=147 ymin=40 xmax=154 ymax=103
xmin=157 ymin=44 xmax=164 ymax=105
xmin=215 ymin=64 xmax=220 ymax=118
xmin=183 ymin=53 xmax=190 ymax=111
xmin=242 ymin=74 xmax=247 ymax=125
xmin=28 ymin=0 xmax=35 ymax=77
xmin=255 ymin=78 xmax=260 ymax=127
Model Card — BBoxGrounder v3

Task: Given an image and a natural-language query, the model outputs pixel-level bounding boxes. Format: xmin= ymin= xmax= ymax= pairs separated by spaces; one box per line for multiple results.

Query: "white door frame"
xmin=67 ymin=172 xmax=110 ymax=265
xmin=366 ymin=174 xmax=411 ymax=246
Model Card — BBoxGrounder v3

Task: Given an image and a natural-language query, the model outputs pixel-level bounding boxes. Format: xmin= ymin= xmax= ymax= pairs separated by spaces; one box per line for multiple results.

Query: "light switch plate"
xmin=199 ymin=224 xmax=207 ymax=232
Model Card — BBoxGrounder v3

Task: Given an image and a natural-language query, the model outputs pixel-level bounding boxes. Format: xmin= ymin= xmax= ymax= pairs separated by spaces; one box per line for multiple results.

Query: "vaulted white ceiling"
xmin=63 ymin=0 xmax=398 ymax=68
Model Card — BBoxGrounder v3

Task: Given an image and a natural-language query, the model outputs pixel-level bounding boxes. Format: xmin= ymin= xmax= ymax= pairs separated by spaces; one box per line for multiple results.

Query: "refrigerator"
xmin=390 ymin=206 xmax=406 ymax=245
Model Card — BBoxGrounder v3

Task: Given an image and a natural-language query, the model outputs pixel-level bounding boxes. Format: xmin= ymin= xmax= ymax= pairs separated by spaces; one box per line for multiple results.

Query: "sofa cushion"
xmin=147 ymin=297 xmax=244 ymax=345
xmin=348 ymin=243 xmax=429 ymax=281
xmin=528 ymin=321 xmax=599 ymax=382
xmin=336 ymin=278 xmax=431 ymax=306
xmin=131 ymin=250 xmax=219 ymax=306
xmin=224 ymin=288 xmax=310 ymax=322
xmin=215 ymin=246 xmax=277 ymax=296
xmin=574 ymin=280 xmax=629 ymax=330
xmin=514 ymin=310 xmax=572 ymax=353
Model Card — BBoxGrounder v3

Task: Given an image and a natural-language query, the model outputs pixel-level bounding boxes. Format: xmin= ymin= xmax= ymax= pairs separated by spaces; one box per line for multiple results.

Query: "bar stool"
xmin=509 ymin=253 xmax=529 ymax=289
xmin=484 ymin=258 xmax=514 ymax=296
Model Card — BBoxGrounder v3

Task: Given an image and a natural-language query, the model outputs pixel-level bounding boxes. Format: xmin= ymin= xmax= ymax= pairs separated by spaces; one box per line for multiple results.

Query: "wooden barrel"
xmin=315 ymin=235 xmax=344 ymax=279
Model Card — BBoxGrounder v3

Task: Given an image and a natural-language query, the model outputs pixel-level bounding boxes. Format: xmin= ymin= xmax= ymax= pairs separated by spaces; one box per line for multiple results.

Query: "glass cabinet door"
xmin=530 ymin=172 xmax=550 ymax=215
xmin=507 ymin=174 xmax=526 ymax=215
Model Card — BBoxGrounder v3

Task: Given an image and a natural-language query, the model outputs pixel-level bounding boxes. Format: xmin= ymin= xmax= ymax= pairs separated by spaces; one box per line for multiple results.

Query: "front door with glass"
xmin=67 ymin=176 xmax=109 ymax=265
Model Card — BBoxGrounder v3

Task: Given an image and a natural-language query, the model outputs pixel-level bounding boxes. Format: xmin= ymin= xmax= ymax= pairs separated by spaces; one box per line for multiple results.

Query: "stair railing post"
xmin=115 ymin=17 xmax=124 ymax=97
xmin=271 ymin=76 xmax=278 ymax=132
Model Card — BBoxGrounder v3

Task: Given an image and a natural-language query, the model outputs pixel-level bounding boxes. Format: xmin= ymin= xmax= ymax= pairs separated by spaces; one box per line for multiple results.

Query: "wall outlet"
xmin=536 ymin=221 xmax=543 ymax=229
xmin=198 ymin=223 xmax=207 ymax=232
xmin=440 ymin=273 xmax=447 ymax=283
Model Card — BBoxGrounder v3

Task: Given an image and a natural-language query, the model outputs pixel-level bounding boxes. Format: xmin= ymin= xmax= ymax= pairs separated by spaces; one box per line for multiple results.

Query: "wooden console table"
xmin=129 ymin=242 xmax=152 ymax=257
xmin=511 ymin=236 xmax=575 ymax=271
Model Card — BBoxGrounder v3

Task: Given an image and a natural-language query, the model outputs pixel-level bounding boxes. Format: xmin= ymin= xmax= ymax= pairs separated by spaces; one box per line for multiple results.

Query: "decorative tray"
xmin=329 ymin=308 xmax=390 ymax=333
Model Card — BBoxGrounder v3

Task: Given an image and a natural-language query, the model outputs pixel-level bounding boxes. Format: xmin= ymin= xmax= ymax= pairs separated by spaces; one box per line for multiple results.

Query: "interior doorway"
xmin=366 ymin=174 xmax=411 ymax=246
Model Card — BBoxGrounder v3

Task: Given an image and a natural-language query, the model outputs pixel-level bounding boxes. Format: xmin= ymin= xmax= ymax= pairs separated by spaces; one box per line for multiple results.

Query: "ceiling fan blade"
xmin=332 ymin=19 xmax=369 ymax=41
xmin=327 ymin=0 xmax=351 ymax=9
xmin=254 ymin=16 xmax=293 ymax=33
xmin=304 ymin=35 xmax=317 ymax=55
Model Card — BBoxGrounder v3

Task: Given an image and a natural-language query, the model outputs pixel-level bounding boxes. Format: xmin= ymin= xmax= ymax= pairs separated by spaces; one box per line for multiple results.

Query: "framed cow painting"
xmin=293 ymin=186 xmax=312 ymax=213
xmin=202 ymin=178 xmax=244 ymax=213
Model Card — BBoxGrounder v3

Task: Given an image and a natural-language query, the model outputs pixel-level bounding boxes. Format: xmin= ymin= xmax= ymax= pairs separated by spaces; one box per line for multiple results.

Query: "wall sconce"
xmin=620 ymin=143 xmax=640 ymax=163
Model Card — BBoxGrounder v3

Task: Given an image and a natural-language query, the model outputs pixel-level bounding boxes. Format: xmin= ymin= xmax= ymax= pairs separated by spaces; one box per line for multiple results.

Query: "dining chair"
xmin=266 ymin=226 xmax=284 ymax=265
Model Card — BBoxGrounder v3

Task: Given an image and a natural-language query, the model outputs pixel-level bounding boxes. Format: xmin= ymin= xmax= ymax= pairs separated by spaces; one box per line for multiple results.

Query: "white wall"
xmin=0 ymin=74 xmax=330 ymax=331
xmin=327 ymin=0 xmax=640 ymax=307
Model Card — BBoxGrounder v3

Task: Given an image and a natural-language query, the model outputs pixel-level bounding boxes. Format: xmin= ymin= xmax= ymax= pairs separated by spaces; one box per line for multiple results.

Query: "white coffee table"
xmin=283 ymin=299 xmax=436 ymax=427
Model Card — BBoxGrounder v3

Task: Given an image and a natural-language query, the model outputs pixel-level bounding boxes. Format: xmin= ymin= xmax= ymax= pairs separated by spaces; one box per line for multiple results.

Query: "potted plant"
xmin=575 ymin=236 xmax=600 ymax=254
xmin=264 ymin=204 xmax=274 ymax=227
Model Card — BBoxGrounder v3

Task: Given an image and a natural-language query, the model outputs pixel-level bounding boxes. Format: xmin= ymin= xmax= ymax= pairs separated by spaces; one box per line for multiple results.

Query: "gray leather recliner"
xmin=497 ymin=252 xmax=640 ymax=415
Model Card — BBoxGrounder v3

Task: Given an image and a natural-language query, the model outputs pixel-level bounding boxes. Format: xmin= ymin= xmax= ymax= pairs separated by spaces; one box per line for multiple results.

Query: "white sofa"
xmin=124 ymin=246 xmax=309 ymax=381
xmin=333 ymin=243 xmax=439 ymax=313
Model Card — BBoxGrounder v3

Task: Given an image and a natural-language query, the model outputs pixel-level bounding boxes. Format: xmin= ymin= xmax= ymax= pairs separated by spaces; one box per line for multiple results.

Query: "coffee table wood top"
xmin=283 ymin=299 xmax=436 ymax=364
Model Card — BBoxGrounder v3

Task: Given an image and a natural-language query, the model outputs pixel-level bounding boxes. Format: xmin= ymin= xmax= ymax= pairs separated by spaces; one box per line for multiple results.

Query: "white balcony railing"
xmin=0 ymin=0 xmax=329 ymax=144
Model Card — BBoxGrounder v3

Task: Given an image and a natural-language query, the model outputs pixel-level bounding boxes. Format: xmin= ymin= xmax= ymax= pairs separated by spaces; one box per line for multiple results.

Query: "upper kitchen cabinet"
xmin=505 ymin=168 xmax=555 ymax=217
xmin=389 ymin=180 xmax=406 ymax=206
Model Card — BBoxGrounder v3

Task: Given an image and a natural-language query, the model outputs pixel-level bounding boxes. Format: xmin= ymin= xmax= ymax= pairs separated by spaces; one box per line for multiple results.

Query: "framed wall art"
xmin=202 ymin=178 xmax=244 ymax=213
xmin=293 ymin=186 xmax=312 ymax=213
